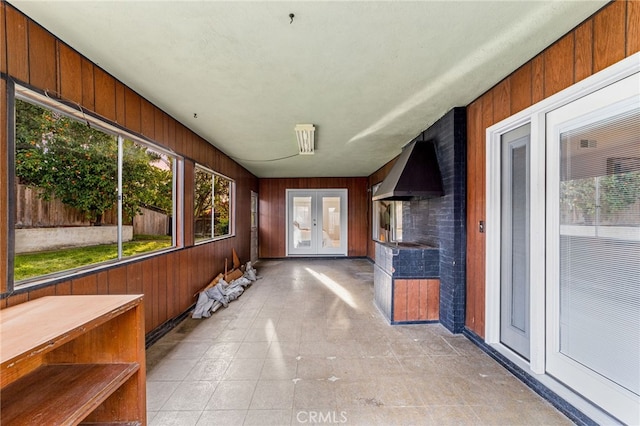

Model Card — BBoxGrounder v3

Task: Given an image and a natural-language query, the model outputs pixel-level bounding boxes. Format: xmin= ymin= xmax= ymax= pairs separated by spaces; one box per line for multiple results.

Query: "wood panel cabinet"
xmin=0 ymin=295 xmax=146 ymax=425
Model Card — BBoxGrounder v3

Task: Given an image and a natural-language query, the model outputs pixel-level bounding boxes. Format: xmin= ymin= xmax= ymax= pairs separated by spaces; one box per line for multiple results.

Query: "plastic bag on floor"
xmin=206 ymin=282 xmax=230 ymax=307
xmin=244 ymin=262 xmax=257 ymax=281
xmin=192 ymin=291 xmax=216 ymax=319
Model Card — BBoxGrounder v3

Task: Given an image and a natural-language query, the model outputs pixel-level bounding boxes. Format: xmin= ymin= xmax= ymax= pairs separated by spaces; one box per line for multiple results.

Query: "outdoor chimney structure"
xmin=373 ymin=107 xmax=467 ymax=333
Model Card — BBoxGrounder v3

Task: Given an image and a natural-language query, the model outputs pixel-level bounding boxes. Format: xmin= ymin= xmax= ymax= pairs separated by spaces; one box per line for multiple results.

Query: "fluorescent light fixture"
xmin=295 ymin=124 xmax=315 ymax=155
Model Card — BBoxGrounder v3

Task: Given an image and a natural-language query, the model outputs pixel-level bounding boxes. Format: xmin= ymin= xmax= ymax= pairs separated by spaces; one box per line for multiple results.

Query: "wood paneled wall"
xmin=0 ymin=3 xmax=259 ymax=335
xmin=465 ymin=0 xmax=639 ymax=337
xmin=258 ymin=178 xmax=369 ymax=258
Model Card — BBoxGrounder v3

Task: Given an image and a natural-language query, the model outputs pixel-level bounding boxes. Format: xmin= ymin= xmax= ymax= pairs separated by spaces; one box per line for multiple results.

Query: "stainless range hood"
xmin=372 ymin=139 xmax=444 ymax=201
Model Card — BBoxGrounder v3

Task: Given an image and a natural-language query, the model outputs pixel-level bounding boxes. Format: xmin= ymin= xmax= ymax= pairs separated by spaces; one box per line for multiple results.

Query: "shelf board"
xmin=0 ymin=295 xmax=143 ymax=367
xmin=1 ymin=363 xmax=139 ymax=425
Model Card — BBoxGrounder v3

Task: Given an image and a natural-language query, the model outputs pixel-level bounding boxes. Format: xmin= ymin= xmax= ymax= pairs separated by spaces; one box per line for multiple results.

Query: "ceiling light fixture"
xmin=295 ymin=124 xmax=315 ymax=155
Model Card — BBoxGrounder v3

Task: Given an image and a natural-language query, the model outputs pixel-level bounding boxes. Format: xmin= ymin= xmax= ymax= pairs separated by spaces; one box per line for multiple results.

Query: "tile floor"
xmin=146 ymin=258 xmax=571 ymax=425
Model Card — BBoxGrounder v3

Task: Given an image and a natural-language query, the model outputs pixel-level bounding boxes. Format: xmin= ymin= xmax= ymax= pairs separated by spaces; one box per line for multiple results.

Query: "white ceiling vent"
xmin=295 ymin=124 xmax=315 ymax=155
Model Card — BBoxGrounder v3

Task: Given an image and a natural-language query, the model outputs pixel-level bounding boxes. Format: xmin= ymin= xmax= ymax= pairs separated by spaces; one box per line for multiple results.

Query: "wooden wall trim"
xmin=464 ymin=0 xmax=637 ymax=337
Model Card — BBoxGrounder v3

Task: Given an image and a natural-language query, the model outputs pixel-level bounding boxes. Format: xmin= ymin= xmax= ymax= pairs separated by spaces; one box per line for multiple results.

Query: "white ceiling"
xmin=10 ymin=0 xmax=607 ymax=178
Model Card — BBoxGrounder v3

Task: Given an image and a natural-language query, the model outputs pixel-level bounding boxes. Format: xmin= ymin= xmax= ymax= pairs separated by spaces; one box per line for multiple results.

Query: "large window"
xmin=194 ymin=165 xmax=234 ymax=242
xmin=12 ymin=87 xmax=178 ymax=286
xmin=371 ymin=183 xmax=403 ymax=242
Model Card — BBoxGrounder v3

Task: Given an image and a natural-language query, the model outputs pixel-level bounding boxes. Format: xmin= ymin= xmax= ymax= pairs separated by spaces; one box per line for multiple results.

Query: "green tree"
xmin=561 ymin=172 xmax=640 ymax=224
xmin=214 ymin=175 xmax=230 ymax=235
xmin=15 ymin=99 xmax=173 ymax=225
xmin=194 ymin=168 xmax=213 ymax=220
xmin=16 ymin=100 xmax=118 ymax=225
xmin=122 ymin=140 xmax=173 ymax=224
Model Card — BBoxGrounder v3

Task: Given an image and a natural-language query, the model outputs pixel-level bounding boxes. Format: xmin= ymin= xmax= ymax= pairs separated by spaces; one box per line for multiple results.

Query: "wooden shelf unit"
xmin=1 ymin=295 xmax=146 ymax=425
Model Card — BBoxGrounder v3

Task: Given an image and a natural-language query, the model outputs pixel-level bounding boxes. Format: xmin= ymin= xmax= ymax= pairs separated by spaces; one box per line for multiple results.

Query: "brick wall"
xmin=402 ymin=108 xmax=467 ymax=332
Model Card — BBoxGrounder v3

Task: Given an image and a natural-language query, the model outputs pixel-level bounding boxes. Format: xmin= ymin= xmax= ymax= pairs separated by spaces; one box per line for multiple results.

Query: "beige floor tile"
xmin=260 ymin=356 xmax=299 ymax=380
xmin=196 ymin=410 xmax=247 ymax=425
xmin=204 ymin=380 xmax=257 ymax=410
xmin=332 ymin=357 xmax=369 ymax=381
xmin=298 ymin=339 xmax=337 ymax=358
xmin=243 ymin=409 xmax=292 ymax=425
xmin=243 ymin=327 xmax=277 ymax=342
xmin=373 ymin=376 xmax=424 ymax=407
xmin=162 ymin=341 xmax=212 ymax=360
xmin=359 ymin=356 xmax=405 ymax=378
xmin=471 ymin=403 xmax=552 ymax=425
xmin=426 ymin=405 xmax=482 ymax=425
xmin=234 ymin=341 xmax=271 ymax=358
xmin=146 ymin=380 xmax=181 ymax=411
xmin=201 ymin=342 xmax=240 ymax=360
xmin=222 ymin=358 xmax=265 ymax=380
xmin=185 ymin=358 xmax=230 ymax=381
xmin=419 ymin=337 xmax=460 ymax=356
xmin=215 ymin=327 xmax=248 ymax=342
xmin=147 ymin=357 xmax=200 ymax=381
xmin=146 ymin=259 xmax=573 ymax=426
xmin=294 ymin=380 xmax=337 ymax=410
xmin=250 ymin=380 xmax=295 ymax=409
xmin=334 ymin=381 xmax=381 ymax=408
xmin=405 ymin=376 xmax=467 ymax=406
xmin=296 ymin=357 xmax=335 ymax=380
xmin=390 ymin=340 xmax=427 ymax=357
xmin=375 ymin=406 xmax=432 ymax=425
xmin=150 ymin=410 xmax=202 ymax=425
xmin=266 ymin=340 xmax=300 ymax=358
xmin=161 ymin=381 xmax=218 ymax=411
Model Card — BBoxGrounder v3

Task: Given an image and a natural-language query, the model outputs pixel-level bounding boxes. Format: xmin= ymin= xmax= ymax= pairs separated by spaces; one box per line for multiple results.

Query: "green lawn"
xmin=14 ymin=236 xmax=172 ymax=282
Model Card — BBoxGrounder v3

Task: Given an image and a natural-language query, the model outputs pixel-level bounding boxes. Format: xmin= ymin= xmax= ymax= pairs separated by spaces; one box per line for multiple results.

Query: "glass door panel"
xmin=546 ymin=72 xmax=639 ymax=425
xmin=500 ymin=124 xmax=531 ymax=360
xmin=317 ymin=193 xmax=346 ymax=255
xmin=289 ymin=193 xmax=314 ymax=255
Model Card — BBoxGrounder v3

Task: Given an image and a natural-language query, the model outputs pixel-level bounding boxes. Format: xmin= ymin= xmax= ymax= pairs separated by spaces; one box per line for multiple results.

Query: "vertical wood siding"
xmin=465 ymin=0 xmax=638 ymax=337
xmin=258 ymin=178 xmax=369 ymax=258
xmin=0 ymin=4 xmax=258 ymax=336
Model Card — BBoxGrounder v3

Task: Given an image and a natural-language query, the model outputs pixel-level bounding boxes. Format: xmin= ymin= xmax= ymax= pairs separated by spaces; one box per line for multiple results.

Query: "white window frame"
xmin=485 ymin=52 xmax=639 ymax=425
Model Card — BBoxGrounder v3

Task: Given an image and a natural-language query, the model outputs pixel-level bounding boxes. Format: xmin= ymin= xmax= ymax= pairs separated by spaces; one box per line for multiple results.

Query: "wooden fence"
xmin=15 ymin=184 xmax=169 ymax=235
xmin=15 ymin=184 xmax=117 ymax=228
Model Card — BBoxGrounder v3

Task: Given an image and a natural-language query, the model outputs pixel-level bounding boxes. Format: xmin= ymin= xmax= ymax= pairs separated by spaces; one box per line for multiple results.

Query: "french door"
xmin=545 ymin=73 xmax=639 ymax=424
xmin=286 ymin=189 xmax=347 ymax=256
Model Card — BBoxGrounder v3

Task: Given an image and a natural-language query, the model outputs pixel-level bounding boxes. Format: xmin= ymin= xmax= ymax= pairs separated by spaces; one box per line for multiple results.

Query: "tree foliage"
xmin=122 ymin=140 xmax=173 ymax=224
xmin=561 ymin=172 xmax=640 ymax=223
xmin=193 ymin=168 xmax=231 ymax=237
xmin=15 ymin=99 xmax=172 ymax=225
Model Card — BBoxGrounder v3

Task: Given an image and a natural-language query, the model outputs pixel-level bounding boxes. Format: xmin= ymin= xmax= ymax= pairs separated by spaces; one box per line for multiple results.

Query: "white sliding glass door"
xmin=500 ymin=124 xmax=531 ymax=360
xmin=487 ymin=59 xmax=640 ymax=423
xmin=287 ymin=189 xmax=347 ymax=256
xmin=546 ymin=73 xmax=639 ymax=425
